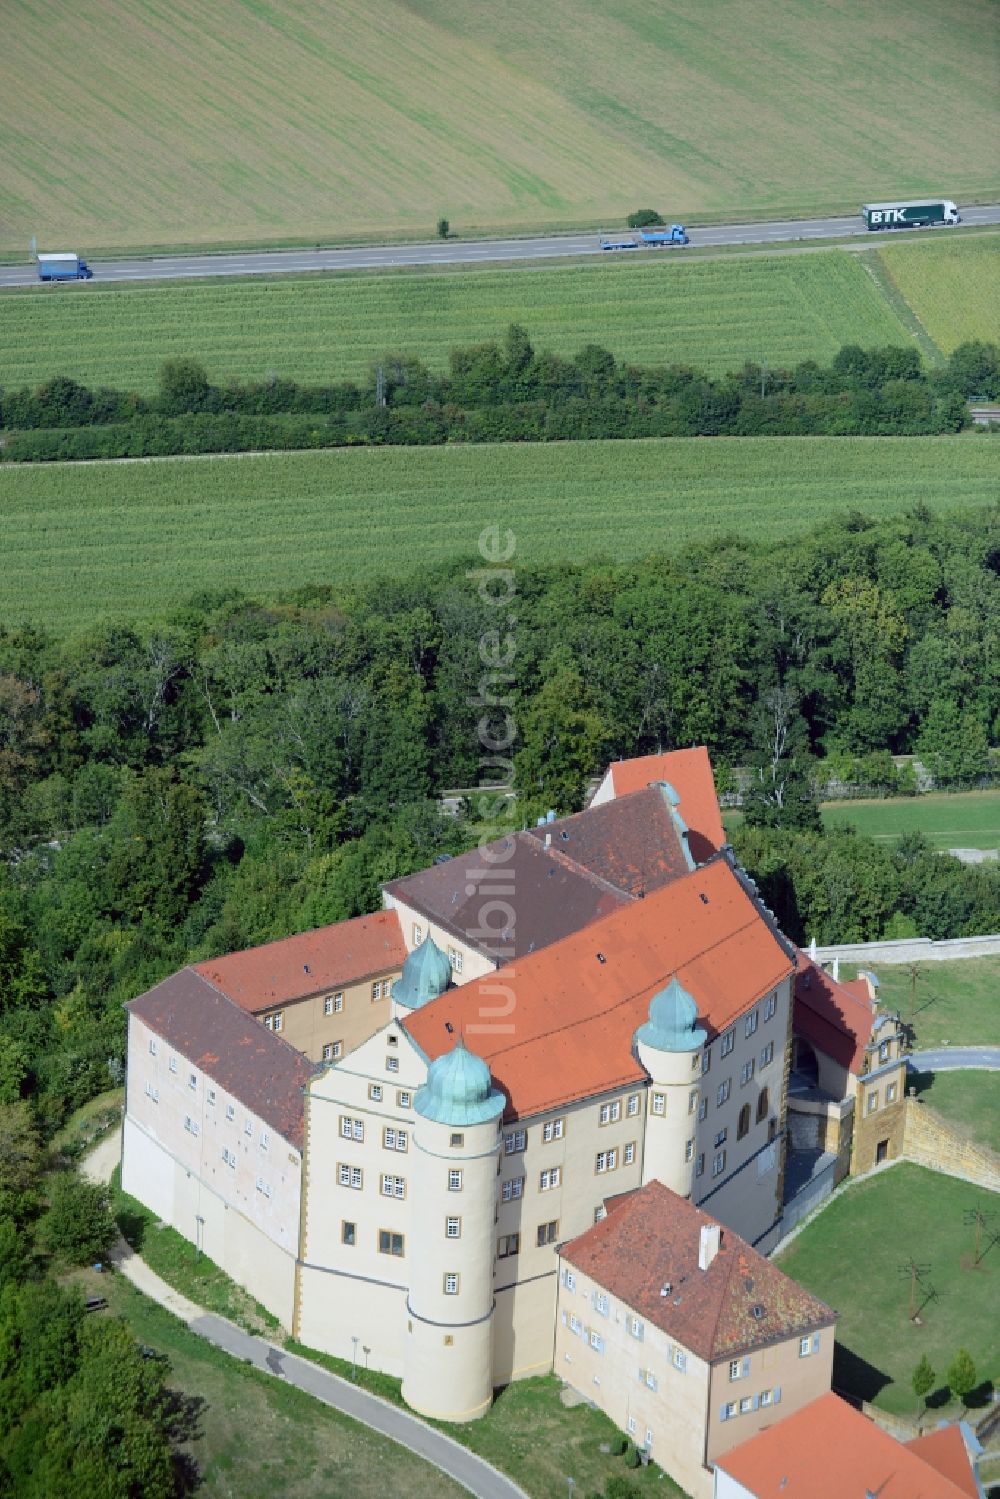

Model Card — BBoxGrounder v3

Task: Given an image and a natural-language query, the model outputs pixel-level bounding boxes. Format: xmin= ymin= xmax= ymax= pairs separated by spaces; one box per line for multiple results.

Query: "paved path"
xmin=82 ymin=1133 xmax=527 ymax=1499
xmin=908 ymin=1047 xmax=1000 ymax=1072
xmin=3 ymin=205 xmax=999 ymax=287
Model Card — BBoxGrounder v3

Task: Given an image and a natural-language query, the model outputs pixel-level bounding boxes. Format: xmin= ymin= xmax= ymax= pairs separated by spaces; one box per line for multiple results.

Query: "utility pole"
xmin=899 ymin=1257 xmax=929 ymax=1321
xmin=963 ymin=1205 xmax=997 ymax=1267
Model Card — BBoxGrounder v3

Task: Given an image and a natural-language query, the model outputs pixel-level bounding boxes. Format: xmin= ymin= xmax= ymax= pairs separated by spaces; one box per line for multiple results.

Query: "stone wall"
xmin=901 ymin=1098 xmax=1000 ymax=1192
xmin=810 ymin=934 xmax=1000 ymax=965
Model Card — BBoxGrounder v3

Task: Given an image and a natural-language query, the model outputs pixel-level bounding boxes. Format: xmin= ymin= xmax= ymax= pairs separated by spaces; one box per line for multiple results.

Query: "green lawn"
xmin=908 ymin=1070 xmax=1000 ymax=1155
xmin=3 ymin=437 xmax=998 ymax=634
xmin=849 ymin=956 xmax=1000 ymax=1050
xmin=775 ymin=1163 xmax=1000 ymax=1417
xmin=0 ymin=249 xmax=914 ymax=392
xmin=1 ymin=0 xmax=995 ymax=253
xmin=822 ymin=791 xmax=1000 ymax=852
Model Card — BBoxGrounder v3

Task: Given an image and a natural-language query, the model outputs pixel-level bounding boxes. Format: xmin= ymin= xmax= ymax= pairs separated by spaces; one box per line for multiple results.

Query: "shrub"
xmin=605 ymin=1476 xmax=639 ymax=1498
xmin=39 ymin=1175 xmax=116 ymax=1264
xmin=608 ymin=1434 xmax=627 ymax=1456
xmin=624 ymin=1442 xmax=640 ymax=1468
xmin=436 ymin=217 xmax=450 ymax=239
xmin=626 ymin=208 xmax=664 ymax=228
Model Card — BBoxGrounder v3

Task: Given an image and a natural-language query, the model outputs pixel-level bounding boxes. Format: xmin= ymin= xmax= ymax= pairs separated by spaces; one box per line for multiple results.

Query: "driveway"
xmin=82 ymin=1133 xmax=527 ymax=1499
xmin=908 ymin=1047 xmax=1000 ymax=1072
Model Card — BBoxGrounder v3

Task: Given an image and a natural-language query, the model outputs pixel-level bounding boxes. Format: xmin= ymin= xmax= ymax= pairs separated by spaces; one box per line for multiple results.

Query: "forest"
xmin=2 ymin=336 xmax=999 ymax=461
xmin=3 ymin=505 xmax=1000 ymax=1141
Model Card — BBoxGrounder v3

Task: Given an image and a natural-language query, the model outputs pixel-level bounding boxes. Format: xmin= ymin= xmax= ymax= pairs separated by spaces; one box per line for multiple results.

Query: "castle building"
xmin=554 ymin=1180 xmax=835 ymax=1499
xmin=124 ymin=843 xmax=799 ymax=1420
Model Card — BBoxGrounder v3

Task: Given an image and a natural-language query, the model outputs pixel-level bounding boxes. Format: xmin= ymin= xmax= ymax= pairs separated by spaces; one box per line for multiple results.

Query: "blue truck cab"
xmin=639 ymin=225 xmax=689 ymax=246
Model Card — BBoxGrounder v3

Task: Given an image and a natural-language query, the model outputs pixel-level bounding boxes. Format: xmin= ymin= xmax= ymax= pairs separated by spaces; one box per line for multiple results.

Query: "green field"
xmin=878 ymin=237 xmax=1000 ymax=352
xmin=0 ymin=250 xmax=916 ymax=392
xmin=3 ymin=437 xmax=998 ymax=633
xmin=909 ymin=1070 xmax=1000 ymax=1156
xmin=823 ymin=791 xmax=1000 ymax=852
xmin=848 ymin=956 xmax=1000 ymax=1051
xmin=1 ymin=0 xmax=997 ymax=253
xmin=775 ymin=1163 xmax=1000 ymax=1417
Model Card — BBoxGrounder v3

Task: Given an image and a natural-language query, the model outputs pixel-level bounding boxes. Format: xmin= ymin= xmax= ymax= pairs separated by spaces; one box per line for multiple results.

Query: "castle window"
xmin=443 ymin=1273 xmax=459 ymax=1295
xmin=757 ymin=1087 xmax=770 ymax=1124
xmin=322 ymin=1043 xmax=337 ymax=1062
xmin=628 ymin=1317 xmax=644 ymax=1340
xmin=183 ymin=1115 xmax=199 ymax=1136
xmin=381 ymin=1174 xmax=406 ymax=1199
xmin=342 ymin=1221 xmax=356 ymax=1246
xmin=369 ymin=1084 xmax=383 ymax=1102
xmin=717 ymin=1080 xmax=731 ymax=1106
xmin=188 ymin=1073 xmax=197 ymax=1091
xmin=867 ymin=1090 xmax=879 ymax=1115
xmin=412 ymin=924 xmax=422 ymax=945
xmin=737 ymin=1105 xmax=751 ymax=1140
xmin=702 ymin=1047 xmax=711 ymax=1075
xmin=745 ymin=1010 xmax=759 ymax=1038
xmin=504 ymin=1130 xmax=527 ymax=1155
xmin=144 ymin=1081 xmax=159 ymax=1103
xmin=644 ymin=1370 xmax=658 ymax=1391
xmin=497 ymin=1233 xmax=519 ymax=1258
xmin=263 ymin=1013 xmax=283 ymax=1033
xmin=624 ymin=1141 xmax=636 ymax=1165
xmin=378 ymin=1230 xmax=405 ymax=1257
xmin=713 ymin=1150 xmax=727 ymax=1178
xmin=589 ymin=1331 xmax=604 ymax=1353
xmin=651 ymin=1093 xmax=666 ymax=1116
xmin=544 ymin=1118 xmax=565 ymax=1141
xmin=627 ymin=1093 xmax=640 ymax=1117
xmin=371 ymin=981 xmax=386 ymax=1002
xmin=259 ymin=1132 xmax=268 ymax=1151
xmin=222 ymin=1147 xmax=237 ymax=1169
xmin=446 ymin=1217 xmax=461 ymax=1239
xmin=384 ymin=1127 xmax=408 ymax=1151
xmin=721 ymin=1028 xmax=735 ymax=1058
xmin=149 ymin=1038 xmax=157 ymax=1056
xmin=448 ymin=1169 xmax=463 ymax=1192
xmin=598 ymin=1101 xmax=620 ymax=1126
xmin=206 ymin=1088 xmax=215 ymax=1106
xmin=255 ymin=1176 xmax=271 ymax=1198
xmin=760 ymin=1041 xmax=774 ymax=1069
xmin=699 ymin=1097 xmax=708 ymax=1121
xmin=226 ymin=1103 xmax=235 ymax=1121
xmin=879 ymin=1040 xmax=891 ymax=1063
xmin=450 ymin=1132 xmax=464 ymax=1147
xmin=397 ymin=1090 xmax=411 ymax=1108
xmin=688 ymin=1090 xmax=698 ymax=1114
xmin=386 ymin=1056 xmax=400 ymax=1073
xmin=595 ymin=1150 xmax=617 ymax=1174
xmin=715 ymin=1127 xmax=728 ymax=1148
xmin=169 ymin=1057 xmax=177 ymax=1073
xmin=245 ymin=1119 xmax=253 ymax=1137
xmin=730 ymin=1358 xmax=749 ymax=1381
xmin=695 ymin=1153 xmax=705 ymax=1178
xmin=886 ymin=1082 xmax=897 ymax=1103
xmin=764 ymin=993 xmax=777 ymax=1022
xmin=685 ymin=1139 xmax=694 ymax=1161
xmin=740 ymin=1059 xmax=756 ymax=1086
xmin=673 ymin=1347 xmax=687 ymax=1371
xmin=570 ymin=1314 xmax=583 ymax=1337
xmin=501 ymin=1176 xmax=524 ymax=1201
xmin=627 ymin=1416 xmax=637 ymax=1435
xmin=338 ymin=1163 xmax=363 ymax=1190
xmin=593 ymin=1291 xmax=609 ymax=1316
xmin=447 ymin=946 xmax=464 ymax=975
xmin=537 ymin=1220 xmax=558 ymax=1246
xmin=341 ymin=1116 xmax=364 ymax=1143
xmin=539 ymin=1167 xmax=561 ymax=1191
xmin=324 ymin=996 xmax=334 ymax=1016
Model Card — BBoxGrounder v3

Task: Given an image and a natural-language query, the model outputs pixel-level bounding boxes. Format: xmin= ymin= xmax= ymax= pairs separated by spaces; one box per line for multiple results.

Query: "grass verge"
xmin=775 ymin=1163 xmax=1000 ymax=1418
xmin=849 ymin=956 xmax=1000 ymax=1050
xmin=907 ymin=1070 xmax=1000 ymax=1155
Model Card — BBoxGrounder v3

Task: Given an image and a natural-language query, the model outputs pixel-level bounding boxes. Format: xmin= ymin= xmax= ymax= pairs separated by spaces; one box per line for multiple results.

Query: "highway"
xmin=2 ymin=204 xmax=999 ymax=288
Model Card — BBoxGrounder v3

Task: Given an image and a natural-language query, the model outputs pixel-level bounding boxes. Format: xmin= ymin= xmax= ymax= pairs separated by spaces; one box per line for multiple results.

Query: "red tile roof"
xmin=717 ymin=1392 xmax=975 ymax=1498
xmin=403 ymin=855 xmax=794 ymax=1120
xmin=560 ymin=1180 xmax=833 ymax=1362
xmin=793 ymin=950 xmax=876 ymax=1074
xmin=607 ymin=748 xmax=725 ymax=862
xmin=906 ymin=1427 xmax=980 ymax=1498
xmin=127 ymin=969 xmax=315 ymax=1148
xmin=194 ymin=910 xmax=406 ymax=1014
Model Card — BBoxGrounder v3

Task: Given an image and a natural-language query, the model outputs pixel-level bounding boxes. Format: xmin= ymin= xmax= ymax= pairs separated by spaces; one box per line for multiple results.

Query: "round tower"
xmin=634 ymin=975 xmax=707 ymax=1197
xmin=392 ymin=934 xmax=452 ymax=1020
xmin=402 ymin=1040 xmax=505 ymax=1422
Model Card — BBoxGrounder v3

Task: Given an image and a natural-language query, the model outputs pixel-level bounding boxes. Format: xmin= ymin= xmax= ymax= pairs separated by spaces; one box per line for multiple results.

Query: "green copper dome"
xmin=414 ymin=1040 xmax=506 ymax=1127
xmin=634 ymin=975 xmax=707 ymax=1053
xmin=392 ymin=934 xmax=452 ymax=1011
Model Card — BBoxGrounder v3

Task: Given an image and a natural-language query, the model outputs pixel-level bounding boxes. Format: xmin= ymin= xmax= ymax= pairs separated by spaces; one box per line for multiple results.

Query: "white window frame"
xmin=448 ymin=1169 xmax=463 ymax=1192
xmin=543 ymin=1117 xmax=565 ymax=1141
xmin=721 ymin=1028 xmax=735 ymax=1057
xmin=651 ymin=1092 xmax=666 ymax=1116
xmin=745 ymin=1009 xmax=759 ymax=1038
xmin=445 ymin=1216 xmax=461 ymax=1239
xmin=338 ymin=1163 xmax=363 ymax=1190
xmin=539 ymin=1166 xmax=562 ymax=1191
xmin=501 ymin=1176 xmax=524 ymax=1201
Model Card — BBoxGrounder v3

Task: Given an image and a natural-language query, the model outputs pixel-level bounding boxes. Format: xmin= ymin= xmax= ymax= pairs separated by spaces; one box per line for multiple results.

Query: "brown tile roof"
xmin=385 ymin=832 xmax=630 ymax=962
xmin=717 ymin=1392 xmax=975 ymax=1498
xmin=905 ymin=1427 xmax=980 ymax=1498
xmin=793 ymin=950 xmax=876 ymax=1075
xmin=194 ymin=910 xmax=405 ymax=1014
xmin=607 ymin=748 xmax=725 ymax=862
xmin=524 ymin=785 xmax=694 ymax=895
xmin=403 ymin=855 xmax=795 ymax=1120
xmin=560 ymin=1180 xmax=833 ymax=1362
xmin=127 ymin=969 xmax=315 ymax=1148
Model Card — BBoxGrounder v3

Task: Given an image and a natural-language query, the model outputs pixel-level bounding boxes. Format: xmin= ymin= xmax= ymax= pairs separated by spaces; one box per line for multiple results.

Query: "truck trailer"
xmin=862 ymin=200 xmax=960 ymax=231
xmin=37 ymin=252 xmax=93 ymax=281
xmin=600 ymin=224 xmax=689 ymax=251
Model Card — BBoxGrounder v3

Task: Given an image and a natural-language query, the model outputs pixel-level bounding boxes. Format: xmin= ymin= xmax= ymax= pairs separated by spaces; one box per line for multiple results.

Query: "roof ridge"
xmin=178 ymin=967 xmax=323 ymax=1072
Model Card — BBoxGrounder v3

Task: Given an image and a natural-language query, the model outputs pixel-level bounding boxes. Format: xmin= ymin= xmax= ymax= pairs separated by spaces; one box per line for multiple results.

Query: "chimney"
xmin=544 ymin=833 xmax=552 ymax=849
xmin=832 ymin=956 xmax=840 ymax=981
xmin=699 ymin=1223 xmax=721 ymax=1271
